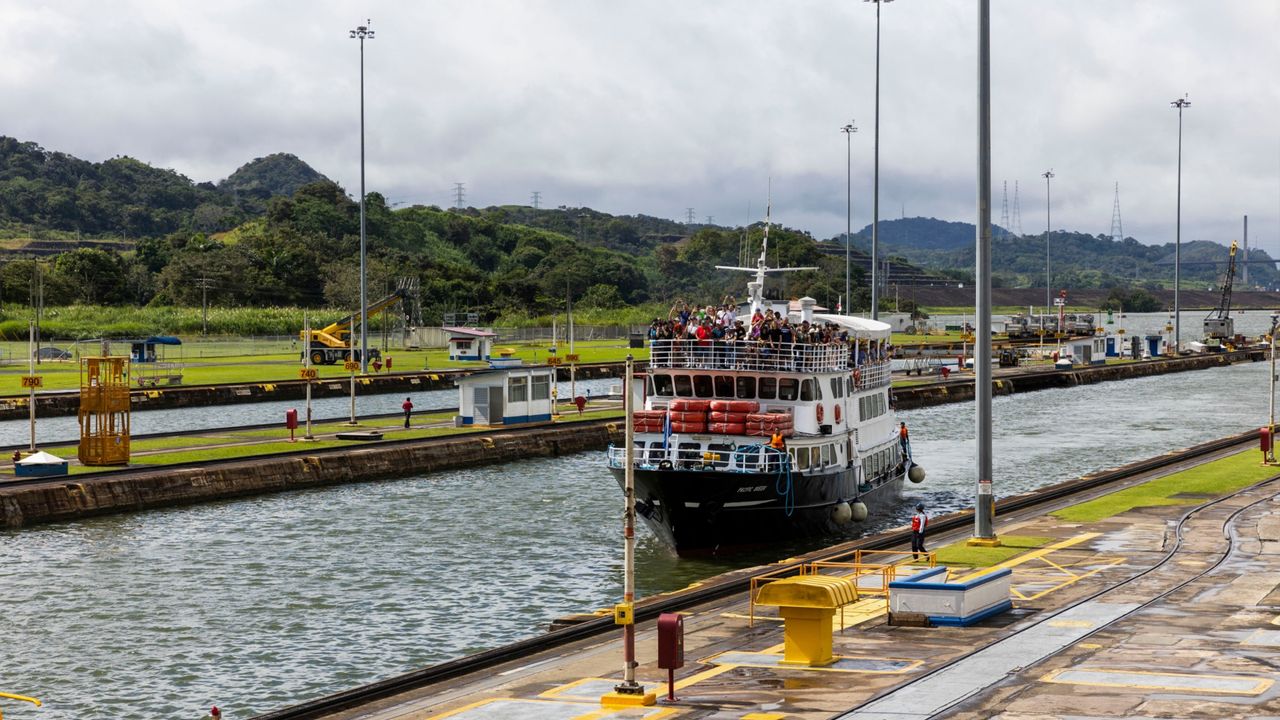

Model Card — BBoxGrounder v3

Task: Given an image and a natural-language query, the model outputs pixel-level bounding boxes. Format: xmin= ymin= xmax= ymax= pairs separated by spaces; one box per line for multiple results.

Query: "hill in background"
xmin=219 ymin=153 xmax=329 ymax=199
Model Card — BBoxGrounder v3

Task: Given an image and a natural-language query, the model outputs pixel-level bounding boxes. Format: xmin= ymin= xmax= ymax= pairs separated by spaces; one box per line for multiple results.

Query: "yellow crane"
xmin=301 ymin=289 xmax=407 ymax=365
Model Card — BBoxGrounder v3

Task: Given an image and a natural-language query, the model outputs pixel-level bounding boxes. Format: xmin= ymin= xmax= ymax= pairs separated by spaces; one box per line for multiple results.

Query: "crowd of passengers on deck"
xmin=646 ymin=298 xmax=892 ymax=370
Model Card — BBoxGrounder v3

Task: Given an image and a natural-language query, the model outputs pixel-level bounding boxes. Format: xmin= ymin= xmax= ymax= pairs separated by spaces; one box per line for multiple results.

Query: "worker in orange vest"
xmin=911 ymin=503 xmax=928 ymax=560
xmin=769 ymin=430 xmax=786 ymax=450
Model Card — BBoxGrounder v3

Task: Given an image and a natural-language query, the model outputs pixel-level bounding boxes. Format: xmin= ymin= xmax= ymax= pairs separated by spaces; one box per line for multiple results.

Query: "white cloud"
xmin=2 ymin=0 xmax=1276 ymax=250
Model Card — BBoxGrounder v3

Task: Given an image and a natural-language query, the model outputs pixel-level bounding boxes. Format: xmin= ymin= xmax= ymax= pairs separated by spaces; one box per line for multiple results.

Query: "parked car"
xmin=34 ymin=347 xmax=71 ymax=360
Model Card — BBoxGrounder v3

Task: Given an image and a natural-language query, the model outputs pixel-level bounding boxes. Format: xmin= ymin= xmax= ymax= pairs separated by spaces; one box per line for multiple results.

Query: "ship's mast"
xmin=715 ymin=191 xmax=816 ymax=315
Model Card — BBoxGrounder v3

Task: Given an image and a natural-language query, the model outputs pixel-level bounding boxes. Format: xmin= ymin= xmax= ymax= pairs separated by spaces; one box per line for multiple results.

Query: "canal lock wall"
xmin=0 ymin=421 xmax=624 ymax=529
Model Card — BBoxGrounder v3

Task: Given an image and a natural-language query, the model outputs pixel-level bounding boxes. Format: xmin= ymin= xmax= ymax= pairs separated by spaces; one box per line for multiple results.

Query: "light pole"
xmin=970 ymin=0 xmax=997 ymax=546
xmin=842 ymin=121 xmax=857 ymax=312
xmin=865 ymin=0 xmax=893 ymax=320
xmin=1269 ymin=312 xmax=1278 ymax=464
xmin=1042 ymin=169 xmax=1053 ymax=320
xmin=350 ymin=21 xmax=374 ymax=373
xmin=1171 ymin=95 xmax=1190 ymax=354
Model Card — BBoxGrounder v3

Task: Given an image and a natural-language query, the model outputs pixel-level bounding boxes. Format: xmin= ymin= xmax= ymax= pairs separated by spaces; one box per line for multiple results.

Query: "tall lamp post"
xmin=1042 ymin=169 xmax=1054 ymax=318
xmin=1171 ymin=95 xmax=1190 ymax=354
xmin=865 ymin=0 xmax=893 ymax=320
xmin=841 ymin=121 xmax=857 ymax=312
xmin=970 ymin=0 xmax=997 ymax=546
xmin=1269 ymin=312 xmax=1278 ymax=464
xmin=350 ymin=21 xmax=375 ymax=373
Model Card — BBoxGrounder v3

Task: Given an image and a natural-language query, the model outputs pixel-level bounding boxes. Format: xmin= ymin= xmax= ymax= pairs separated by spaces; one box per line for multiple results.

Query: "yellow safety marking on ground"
xmin=701 ymin=650 xmax=922 ymax=674
xmin=1078 ymin=642 xmax=1103 ymax=649
xmin=956 ymin=533 xmax=1101 ymax=582
xmin=720 ymin=613 xmax=784 ymax=622
xmin=1040 ymin=668 xmax=1274 ymax=695
xmin=742 ymin=714 xmax=787 ymax=719
xmin=662 ymin=663 xmax=741 ymax=692
xmin=429 ymin=697 xmax=679 ymax=719
xmin=1272 ymin=615 xmax=1280 ymax=626
xmin=430 ymin=374 xmax=441 ymax=380
xmin=834 ymin=598 xmax=893 ymax=631
xmin=1008 ymin=557 xmax=1125 ymax=601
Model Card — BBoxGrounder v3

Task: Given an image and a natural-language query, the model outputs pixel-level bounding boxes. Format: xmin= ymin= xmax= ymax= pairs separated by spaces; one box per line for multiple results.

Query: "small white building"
xmin=1064 ymin=336 xmax=1108 ymax=366
xmin=456 ymin=363 xmax=557 ymax=426
xmin=445 ymin=327 xmax=497 ymax=361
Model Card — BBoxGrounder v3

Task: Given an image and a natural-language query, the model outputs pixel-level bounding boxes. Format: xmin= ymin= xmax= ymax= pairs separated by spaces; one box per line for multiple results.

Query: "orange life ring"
xmin=816 ymin=404 xmax=825 ymax=423
xmin=834 ymin=404 xmax=842 ymax=423
xmin=853 ymin=369 xmax=861 ymax=388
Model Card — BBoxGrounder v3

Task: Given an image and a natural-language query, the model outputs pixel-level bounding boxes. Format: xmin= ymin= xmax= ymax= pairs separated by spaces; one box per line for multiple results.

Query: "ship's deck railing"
xmin=647 ymin=339 xmax=851 ymax=373
xmin=606 ymin=444 xmax=789 ymax=474
xmin=853 ymin=360 xmax=891 ymax=390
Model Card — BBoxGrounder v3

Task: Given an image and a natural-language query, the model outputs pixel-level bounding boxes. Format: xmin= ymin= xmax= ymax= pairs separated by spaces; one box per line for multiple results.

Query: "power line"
xmin=453 ymin=182 xmax=466 ymax=209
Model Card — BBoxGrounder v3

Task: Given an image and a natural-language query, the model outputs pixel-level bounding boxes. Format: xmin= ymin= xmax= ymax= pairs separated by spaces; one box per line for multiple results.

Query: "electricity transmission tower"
xmin=999 ymin=181 xmax=1011 ymax=238
xmin=1109 ymin=182 xmax=1124 ymax=242
xmin=1012 ymin=180 xmax=1024 ymax=237
xmin=453 ymin=183 xmax=466 ymax=209
xmin=531 ymin=191 xmax=541 ymax=209
xmin=685 ymin=208 xmax=695 ymax=224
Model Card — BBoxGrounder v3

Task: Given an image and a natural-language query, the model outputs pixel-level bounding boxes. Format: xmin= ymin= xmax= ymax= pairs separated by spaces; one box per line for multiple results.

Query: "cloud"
xmin=1 ymin=0 xmax=1276 ymax=250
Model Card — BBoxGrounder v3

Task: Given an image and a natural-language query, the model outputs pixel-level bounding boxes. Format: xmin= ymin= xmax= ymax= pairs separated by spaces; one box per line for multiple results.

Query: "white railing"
xmin=854 ymin=360 xmax=892 ymax=390
xmin=606 ymin=444 xmax=789 ymax=474
xmin=647 ymin=339 xmax=849 ymax=373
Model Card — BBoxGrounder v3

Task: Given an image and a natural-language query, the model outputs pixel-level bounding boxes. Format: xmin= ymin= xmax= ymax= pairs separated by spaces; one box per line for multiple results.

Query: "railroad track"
xmin=251 ymin=427 xmax=1263 ymax=720
xmin=839 ymin=452 xmax=1279 ymax=718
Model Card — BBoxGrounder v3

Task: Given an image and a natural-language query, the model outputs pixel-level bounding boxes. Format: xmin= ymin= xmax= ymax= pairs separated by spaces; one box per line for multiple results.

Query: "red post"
xmin=1261 ymin=426 xmax=1272 ymax=462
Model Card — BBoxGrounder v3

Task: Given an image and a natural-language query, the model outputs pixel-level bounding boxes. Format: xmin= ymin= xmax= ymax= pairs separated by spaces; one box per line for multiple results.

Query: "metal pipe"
xmin=1172 ymin=96 xmax=1190 ymax=354
xmin=870 ymin=0 xmax=886 ymax=319
xmin=973 ymin=0 xmax=995 ymax=540
xmin=28 ymin=319 xmax=35 ymax=452
xmin=1270 ymin=313 xmax=1277 ymax=463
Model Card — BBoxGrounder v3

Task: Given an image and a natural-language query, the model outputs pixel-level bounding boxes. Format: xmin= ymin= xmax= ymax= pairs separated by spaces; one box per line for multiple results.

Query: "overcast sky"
xmin=3 ymin=1 xmax=1278 ymax=251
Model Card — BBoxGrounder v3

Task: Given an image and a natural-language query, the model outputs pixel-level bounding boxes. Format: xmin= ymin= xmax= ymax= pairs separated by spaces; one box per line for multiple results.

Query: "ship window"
xmin=778 ymin=378 xmax=798 ymax=401
xmin=532 ymin=375 xmax=550 ymax=401
xmin=508 ymin=376 xmax=528 ymax=403
xmin=707 ymin=443 xmax=733 ymax=469
xmin=648 ymin=442 xmax=666 ymax=464
xmin=830 ymin=378 xmax=843 ymax=398
xmin=800 ymin=379 xmax=815 ymax=401
xmin=677 ymin=442 xmax=701 ymax=464
xmin=693 ymin=374 xmax=714 ymax=398
xmin=714 ymin=375 xmax=735 ymax=398
xmin=813 ymin=379 xmax=824 ymax=400
xmin=652 ymin=374 xmax=674 ymax=396
xmin=821 ymin=444 xmax=831 ymax=466
xmin=795 ymin=447 xmax=810 ymax=470
xmin=758 ymin=377 xmax=777 ymax=399
xmin=846 ymin=376 xmax=854 ymax=394
xmin=674 ymin=375 xmax=693 ymax=397
xmin=736 ymin=376 xmax=756 ymax=399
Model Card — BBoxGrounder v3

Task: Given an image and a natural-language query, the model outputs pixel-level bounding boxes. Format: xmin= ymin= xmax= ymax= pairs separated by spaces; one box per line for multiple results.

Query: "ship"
xmin=607 ymin=213 xmax=925 ymax=555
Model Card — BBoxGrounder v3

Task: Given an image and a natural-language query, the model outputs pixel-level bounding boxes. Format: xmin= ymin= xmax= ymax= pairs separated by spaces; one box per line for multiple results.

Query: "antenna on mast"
xmin=715 ymin=180 xmax=816 ymax=315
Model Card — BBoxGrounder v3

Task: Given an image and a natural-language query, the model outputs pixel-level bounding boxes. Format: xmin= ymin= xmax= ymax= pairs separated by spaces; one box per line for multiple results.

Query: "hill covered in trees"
xmin=841 ymin=216 xmax=1275 ymax=290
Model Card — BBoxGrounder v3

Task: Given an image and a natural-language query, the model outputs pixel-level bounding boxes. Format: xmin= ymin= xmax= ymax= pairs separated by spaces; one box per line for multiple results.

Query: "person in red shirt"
xmin=911 ymin=503 xmax=928 ymax=560
xmin=401 ymin=397 xmax=414 ymax=428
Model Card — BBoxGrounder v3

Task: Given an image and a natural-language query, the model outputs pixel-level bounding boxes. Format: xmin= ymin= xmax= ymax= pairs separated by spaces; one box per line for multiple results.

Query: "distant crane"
xmin=1204 ymin=240 xmax=1238 ymax=342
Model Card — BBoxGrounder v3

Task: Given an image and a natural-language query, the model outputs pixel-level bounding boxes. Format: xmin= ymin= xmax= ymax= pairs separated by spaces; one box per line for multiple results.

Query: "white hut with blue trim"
xmin=455 ymin=358 xmax=557 ymax=426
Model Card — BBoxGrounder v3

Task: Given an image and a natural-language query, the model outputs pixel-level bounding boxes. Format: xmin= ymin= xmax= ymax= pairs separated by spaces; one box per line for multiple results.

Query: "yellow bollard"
xmin=754 ymin=575 xmax=858 ymax=666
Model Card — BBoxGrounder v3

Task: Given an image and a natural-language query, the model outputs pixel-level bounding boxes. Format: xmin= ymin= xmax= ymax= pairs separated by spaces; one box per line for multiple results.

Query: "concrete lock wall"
xmin=0 ymin=421 xmax=624 ymax=529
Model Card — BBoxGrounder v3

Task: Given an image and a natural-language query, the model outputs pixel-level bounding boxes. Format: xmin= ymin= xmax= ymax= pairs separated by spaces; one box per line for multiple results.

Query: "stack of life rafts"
xmin=630 ymin=399 xmax=794 ymax=437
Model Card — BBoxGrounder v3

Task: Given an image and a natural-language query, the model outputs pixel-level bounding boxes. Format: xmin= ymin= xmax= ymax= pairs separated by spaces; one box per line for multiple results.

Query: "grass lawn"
xmin=931 ymin=535 xmax=1053 ymax=567
xmin=15 ymin=407 xmax=626 ymax=475
xmin=1051 ymin=451 xmax=1278 ymax=523
xmin=0 ymin=339 xmax=644 ymax=394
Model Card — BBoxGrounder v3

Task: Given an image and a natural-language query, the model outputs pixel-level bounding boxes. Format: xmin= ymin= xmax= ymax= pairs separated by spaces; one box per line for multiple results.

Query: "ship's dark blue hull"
xmin=609 ymin=463 xmax=905 ymax=555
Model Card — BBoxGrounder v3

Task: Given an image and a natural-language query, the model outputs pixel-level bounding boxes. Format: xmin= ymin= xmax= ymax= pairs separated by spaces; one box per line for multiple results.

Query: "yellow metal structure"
xmin=0 ymin=692 xmax=43 ymax=719
xmin=300 ymin=289 xmax=406 ymax=365
xmin=754 ymin=575 xmax=858 ymax=666
xmin=78 ymin=356 xmax=131 ymax=466
xmin=613 ymin=602 xmax=634 ymax=625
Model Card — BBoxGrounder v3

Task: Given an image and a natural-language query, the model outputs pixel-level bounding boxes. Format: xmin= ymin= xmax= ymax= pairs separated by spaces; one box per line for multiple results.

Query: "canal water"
xmin=1 ymin=343 xmax=1273 ymax=718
